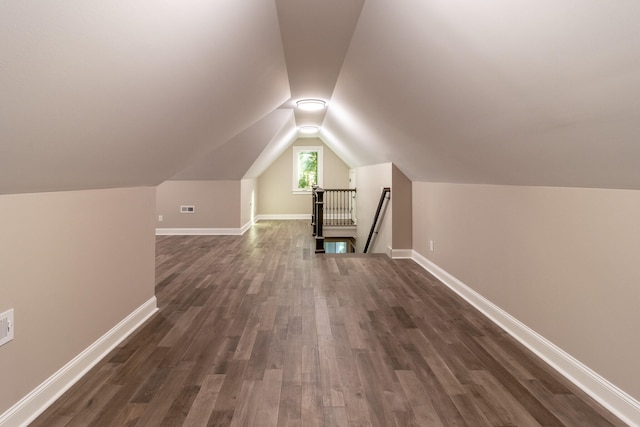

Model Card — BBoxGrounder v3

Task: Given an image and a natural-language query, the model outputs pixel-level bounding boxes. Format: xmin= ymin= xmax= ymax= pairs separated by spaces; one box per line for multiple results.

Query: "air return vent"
xmin=0 ymin=309 xmax=14 ymax=347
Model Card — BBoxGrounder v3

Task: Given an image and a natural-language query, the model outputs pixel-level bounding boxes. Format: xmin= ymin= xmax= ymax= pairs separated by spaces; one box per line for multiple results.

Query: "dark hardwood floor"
xmin=32 ymin=220 xmax=626 ymax=426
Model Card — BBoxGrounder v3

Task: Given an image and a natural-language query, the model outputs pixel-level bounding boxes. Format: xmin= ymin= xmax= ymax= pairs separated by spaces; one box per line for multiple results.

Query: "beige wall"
xmin=156 ymin=180 xmax=241 ymax=228
xmin=240 ymin=178 xmax=257 ymax=226
xmin=412 ymin=182 xmax=640 ymax=401
xmin=0 ymin=187 xmax=156 ymax=414
xmin=257 ymin=138 xmax=350 ymax=216
xmin=392 ymin=164 xmax=412 ymax=250
xmin=355 ymin=163 xmax=393 ymax=253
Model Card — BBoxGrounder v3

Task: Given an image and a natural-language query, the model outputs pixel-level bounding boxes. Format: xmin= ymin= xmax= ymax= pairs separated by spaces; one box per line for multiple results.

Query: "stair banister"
xmin=312 ymin=186 xmax=325 ymax=253
xmin=364 ymin=187 xmax=391 ymax=253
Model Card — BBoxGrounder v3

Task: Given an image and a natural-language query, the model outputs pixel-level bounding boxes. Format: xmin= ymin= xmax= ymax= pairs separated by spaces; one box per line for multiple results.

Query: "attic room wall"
xmin=412 ymin=182 xmax=640 ymax=402
xmin=257 ymin=138 xmax=349 ymax=217
xmin=391 ymin=164 xmax=412 ymax=251
xmin=241 ymin=178 xmax=257 ymax=227
xmin=355 ymin=163 xmax=393 ymax=254
xmin=156 ymin=181 xmax=241 ymax=229
xmin=0 ymin=187 xmax=156 ymax=416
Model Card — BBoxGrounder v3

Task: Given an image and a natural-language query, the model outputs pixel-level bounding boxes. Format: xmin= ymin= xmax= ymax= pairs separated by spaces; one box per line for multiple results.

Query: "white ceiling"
xmin=323 ymin=0 xmax=640 ymax=188
xmin=0 ymin=1 xmax=289 ymax=194
xmin=2 ymin=0 xmax=640 ymax=194
xmin=171 ymin=109 xmax=293 ymax=181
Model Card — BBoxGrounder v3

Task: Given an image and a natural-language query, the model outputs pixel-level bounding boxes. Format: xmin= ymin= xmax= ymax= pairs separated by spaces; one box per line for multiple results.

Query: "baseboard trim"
xmin=0 ymin=297 xmax=158 ymax=427
xmin=411 ymin=250 xmax=640 ymax=427
xmin=156 ymin=227 xmax=244 ymax=236
xmin=239 ymin=221 xmax=253 ymax=235
xmin=389 ymin=248 xmax=413 ymax=259
xmin=255 ymin=214 xmax=311 ymax=221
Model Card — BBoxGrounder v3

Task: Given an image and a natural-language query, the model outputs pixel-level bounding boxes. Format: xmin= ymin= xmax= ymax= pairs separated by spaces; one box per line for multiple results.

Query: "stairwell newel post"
xmin=313 ymin=186 xmax=325 ymax=253
xmin=312 ymin=185 xmax=318 ymax=236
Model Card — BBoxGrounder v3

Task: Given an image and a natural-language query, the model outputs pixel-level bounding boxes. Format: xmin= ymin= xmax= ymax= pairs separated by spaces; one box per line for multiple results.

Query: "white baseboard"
xmin=156 ymin=227 xmax=243 ymax=236
xmin=240 ymin=221 xmax=253 ymax=235
xmin=389 ymin=248 xmax=413 ymax=259
xmin=156 ymin=221 xmax=255 ymax=236
xmin=155 ymin=216 xmax=316 ymax=235
xmin=0 ymin=297 xmax=158 ymax=427
xmin=254 ymin=214 xmax=311 ymax=221
xmin=411 ymin=250 xmax=640 ymax=427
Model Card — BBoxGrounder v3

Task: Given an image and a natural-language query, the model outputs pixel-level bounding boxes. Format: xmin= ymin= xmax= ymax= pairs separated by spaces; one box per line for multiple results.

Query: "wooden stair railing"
xmin=312 ymin=186 xmax=357 ymax=253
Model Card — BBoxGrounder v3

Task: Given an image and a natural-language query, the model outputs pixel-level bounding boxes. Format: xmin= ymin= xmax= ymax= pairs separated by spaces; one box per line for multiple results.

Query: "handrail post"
xmin=311 ymin=185 xmax=318 ymax=236
xmin=314 ymin=187 xmax=325 ymax=253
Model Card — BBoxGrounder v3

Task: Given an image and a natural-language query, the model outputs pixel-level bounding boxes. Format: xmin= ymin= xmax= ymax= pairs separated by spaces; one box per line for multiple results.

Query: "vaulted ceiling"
xmin=2 ymin=0 xmax=640 ymax=194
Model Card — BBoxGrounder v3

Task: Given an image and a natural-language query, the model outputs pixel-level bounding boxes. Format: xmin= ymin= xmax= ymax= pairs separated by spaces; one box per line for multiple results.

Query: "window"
xmin=324 ymin=241 xmax=348 ymax=254
xmin=292 ymin=146 xmax=323 ymax=193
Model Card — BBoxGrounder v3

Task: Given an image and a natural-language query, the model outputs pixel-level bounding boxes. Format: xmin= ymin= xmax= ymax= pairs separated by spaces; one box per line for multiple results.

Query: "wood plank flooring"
xmin=32 ymin=220 xmax=626 ymax=426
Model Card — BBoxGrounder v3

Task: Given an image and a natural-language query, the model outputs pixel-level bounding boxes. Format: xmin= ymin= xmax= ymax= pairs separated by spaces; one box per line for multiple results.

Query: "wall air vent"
xmin=180 ymin=205 xmax=195 ymax=214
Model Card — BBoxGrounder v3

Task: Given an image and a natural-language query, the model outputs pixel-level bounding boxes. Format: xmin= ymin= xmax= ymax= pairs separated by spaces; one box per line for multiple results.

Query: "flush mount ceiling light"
xmin=299 ymin=125 xmax=319 ymax=134
xmin=296 ymin=99 xmax=326 ymax=111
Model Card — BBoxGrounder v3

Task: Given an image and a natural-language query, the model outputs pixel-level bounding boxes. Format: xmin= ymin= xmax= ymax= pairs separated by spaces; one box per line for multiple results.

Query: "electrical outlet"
xmin=158 ymin=215 xmax=163 ymax=222
xmin=180 ymin=205 xmax=195 ymax=214
xmin=0 ymin=309 xmax=14 ymax=347
xmin=429 ymin=240 xmax=434 ymax=252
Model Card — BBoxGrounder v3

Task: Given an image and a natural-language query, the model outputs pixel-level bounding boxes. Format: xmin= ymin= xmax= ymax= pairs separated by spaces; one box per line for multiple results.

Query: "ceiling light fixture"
xmin=296 ymin=99 xmax=326 ymax=111
xmin=299 ymin=125 xmax=319 ymax=134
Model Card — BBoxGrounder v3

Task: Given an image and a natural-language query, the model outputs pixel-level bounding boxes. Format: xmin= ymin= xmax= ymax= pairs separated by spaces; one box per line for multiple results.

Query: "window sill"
xmin=292 ymin=190 xmax=313 ymax=195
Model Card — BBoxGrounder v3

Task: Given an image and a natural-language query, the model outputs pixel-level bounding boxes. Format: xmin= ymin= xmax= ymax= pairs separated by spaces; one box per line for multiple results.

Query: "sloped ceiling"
xmin=0 ymin=0 xmax=289 ymax=194
xmin=324 ymin=0 xmax=640 ymax=189
xmin=171 ymin=109 xmax=293 ymax=181
xmin=2 ymin=0 xmax=640 ymax=194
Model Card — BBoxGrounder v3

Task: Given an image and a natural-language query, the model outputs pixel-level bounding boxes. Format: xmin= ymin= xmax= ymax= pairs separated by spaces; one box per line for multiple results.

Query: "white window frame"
xmin=292 ymin=146 xmax=323 ymax=194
